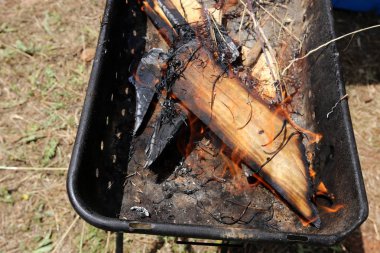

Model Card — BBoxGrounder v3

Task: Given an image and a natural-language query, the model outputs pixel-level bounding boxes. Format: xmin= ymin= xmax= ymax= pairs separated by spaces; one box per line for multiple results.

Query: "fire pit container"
xmin=67 ymin=0 xmax=368 ymax=245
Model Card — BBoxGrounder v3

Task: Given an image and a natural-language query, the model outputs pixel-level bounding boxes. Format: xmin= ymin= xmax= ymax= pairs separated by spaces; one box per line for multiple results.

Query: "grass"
xmin=0 ymin=0 xmax=113 ymax=251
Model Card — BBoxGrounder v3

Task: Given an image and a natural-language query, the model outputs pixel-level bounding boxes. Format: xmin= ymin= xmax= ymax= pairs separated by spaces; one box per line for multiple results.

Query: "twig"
xmin=52 ymin=215 xmax=80 ymax=252
xmin=238 ymin=5 xmax=247 ymax=43
xmin=326 ymin=94 xmax=348 ymax=119
xmin=125 ymin=172 xmax=137 ymax=179
xmin=0 ymin=166 xmax=67 ymax=171
xmin=104 ymin=231 xmax=111 ymax=253
xmin=208 ymin=10 xmax=236 ymax=54
xmin=253 ymin=0 xmax=301 ymax=43
xmin=79 ymin=221 xmax=85 ymax=253
xmin=0 ymin=174 xmax=11 ymax=184
xmin=282 ymin=24 xmax=380 ymax=75
xmin=0 ymin=40 xmax=35 ymax=60
xmin=241 ymin=0 xmax=280 ymax=82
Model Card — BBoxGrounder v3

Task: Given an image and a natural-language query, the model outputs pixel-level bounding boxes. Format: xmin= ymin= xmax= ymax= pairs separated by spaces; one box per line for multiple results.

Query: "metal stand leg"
xmin=115 ymin=232 xmax=123 ymax=253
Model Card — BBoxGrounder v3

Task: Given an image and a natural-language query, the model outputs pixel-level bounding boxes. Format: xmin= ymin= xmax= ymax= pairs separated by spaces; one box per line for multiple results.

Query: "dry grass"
xmin=0 ymin=1 xmax=115 ymax=251
xmin=0 ymin=0 xmax=103 ymax=167
xmin=346 ymin=84 xmax=380 ymax=252
xmin=334 ymin=10 xmax=380 ymax=252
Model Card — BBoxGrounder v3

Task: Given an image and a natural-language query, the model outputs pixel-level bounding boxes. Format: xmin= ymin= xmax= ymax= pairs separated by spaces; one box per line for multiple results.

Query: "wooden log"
xmin=170 ymin=42 xmax=319 ymax=225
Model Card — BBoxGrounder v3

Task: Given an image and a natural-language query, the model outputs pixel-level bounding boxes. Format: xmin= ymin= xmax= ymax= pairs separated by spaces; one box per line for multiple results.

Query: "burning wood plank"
xmin=142 ymin=0 xmax=320 ymax=226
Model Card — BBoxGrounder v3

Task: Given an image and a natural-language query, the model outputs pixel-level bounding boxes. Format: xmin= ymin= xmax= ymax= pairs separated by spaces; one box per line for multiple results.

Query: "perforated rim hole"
xmin=286 ymin=235 xmax=308 ymax=242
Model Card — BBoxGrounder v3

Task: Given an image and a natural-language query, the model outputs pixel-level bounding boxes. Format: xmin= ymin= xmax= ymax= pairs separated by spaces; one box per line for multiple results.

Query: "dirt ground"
xmin=0 ymin=0 xmax=379 ymax=252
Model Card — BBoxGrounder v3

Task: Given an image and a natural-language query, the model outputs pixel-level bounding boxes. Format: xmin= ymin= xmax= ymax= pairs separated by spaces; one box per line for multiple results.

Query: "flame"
xmin=309 ymin=167 xmax=316 ymax=180
xmin=299 ymin=203 xmax=344 ymax=227
xmin=300 ymin=216 xmax=320 ymax=227
xmin=320 ymin=204 xmax=344 ymax=213
xmin=217 ymin=145 xmax=256 ymax=193
xmin=182 ymin=115 xmax=200 ymax=158
xmin=262 ymin=99 xmax=322 ymax=153
xmin=260 ymin=93 xmax=322 ymax=147
xmin=280 ymin=105 xmax=322 ymax=144
xmin=316 ymin=182 xmax=328 ymax=195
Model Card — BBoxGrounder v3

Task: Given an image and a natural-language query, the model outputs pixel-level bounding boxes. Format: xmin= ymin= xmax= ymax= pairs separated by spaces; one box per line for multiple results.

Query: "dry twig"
xmin=52 ymin=215 xmax=80 ymax=252
xmin=253 ymin=0 xmax=301 ymax=43
xmin=0 ymin=166 xmax=67 ymax=171
xmin=282 ymin=24 xmax=380 ymax=75
xmin=79 ymin=221 xmax=85 ymax=253
xmin=326 ymin=94 xmax=348 ymax=119
xmin=240 ymin=0 xmax=280 ymax=82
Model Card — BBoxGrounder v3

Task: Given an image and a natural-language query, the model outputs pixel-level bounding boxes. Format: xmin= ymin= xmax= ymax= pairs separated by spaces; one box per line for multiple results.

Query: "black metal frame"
xmin=67 ymin=0 xmax=368 ymax=247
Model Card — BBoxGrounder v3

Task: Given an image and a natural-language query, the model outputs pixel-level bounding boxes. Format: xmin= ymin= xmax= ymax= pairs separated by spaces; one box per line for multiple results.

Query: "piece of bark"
xmin=241 ymin=44 xmax=262 ymax=67
xmin=145 ymin=102 xmax=188 ymax=168
xmin=131 ymin=48 xmax=167 ymax=134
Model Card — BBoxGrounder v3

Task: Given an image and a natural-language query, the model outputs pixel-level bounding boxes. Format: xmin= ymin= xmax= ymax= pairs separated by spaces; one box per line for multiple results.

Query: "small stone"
xmin=81 ymin=48 xmax=96 ymax=62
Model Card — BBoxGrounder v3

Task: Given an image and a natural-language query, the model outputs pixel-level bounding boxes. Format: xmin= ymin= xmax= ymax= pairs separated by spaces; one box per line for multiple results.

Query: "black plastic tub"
xmin=67 ymin=0 xmax=368 ymax=245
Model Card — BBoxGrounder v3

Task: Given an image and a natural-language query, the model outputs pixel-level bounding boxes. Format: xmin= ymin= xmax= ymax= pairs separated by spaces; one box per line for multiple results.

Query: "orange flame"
xmin=309 ymin=167 xmax=316 ymax=180
xmin=320 ymin=204 xmax=344 ymax=213
xmin=280 ymin=106 xmax=322 ymax=144
xmin=262 ymin=101 xmax=322 ymax=153
xmin=300 ymin=216 xmax=319 ymax=227
xmin=316 ymin=182 xmax=328 ymax=195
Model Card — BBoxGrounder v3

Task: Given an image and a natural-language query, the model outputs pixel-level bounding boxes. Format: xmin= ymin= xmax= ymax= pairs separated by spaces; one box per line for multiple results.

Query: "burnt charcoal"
xmin=130 ymin=48 xmax=168 ymax=134
xmin=130 ymin=206 xmax=150 ymax=218
xmin=175 ymin=166 xmax=192 ymax=176
xmin=145 ymin=100 xmax=188 ymax=168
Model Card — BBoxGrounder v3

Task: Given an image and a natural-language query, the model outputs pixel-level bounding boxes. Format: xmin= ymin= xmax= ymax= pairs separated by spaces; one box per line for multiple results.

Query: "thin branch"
xmin=238 ymin=5 xmax=247 ymax=43
xmin=79 ymin=221 xmax=85 ymax=253
xmin=282 ymin=24 xmax=380 ymax=75
xmin=254 ymin=0 xmax=301 ymax=43
xmin=240 ymin=0 xmax=280 ymax=82
xmin=52 ymin=215 xmax=80 ymax=252
xmin=0 ymin=166 xmax=67 ymax=171
xmin=104 ymin=231 xmax=111 ymax=253
xmin=0 ymin=40 xmax=35 ymax=60
xmin=326 ymin=94 xmax=348 ymax=119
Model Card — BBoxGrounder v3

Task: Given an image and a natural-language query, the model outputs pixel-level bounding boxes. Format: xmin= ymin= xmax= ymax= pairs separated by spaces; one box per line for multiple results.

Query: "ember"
xmin=119 ymin=0 xmax=343 ymax=230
